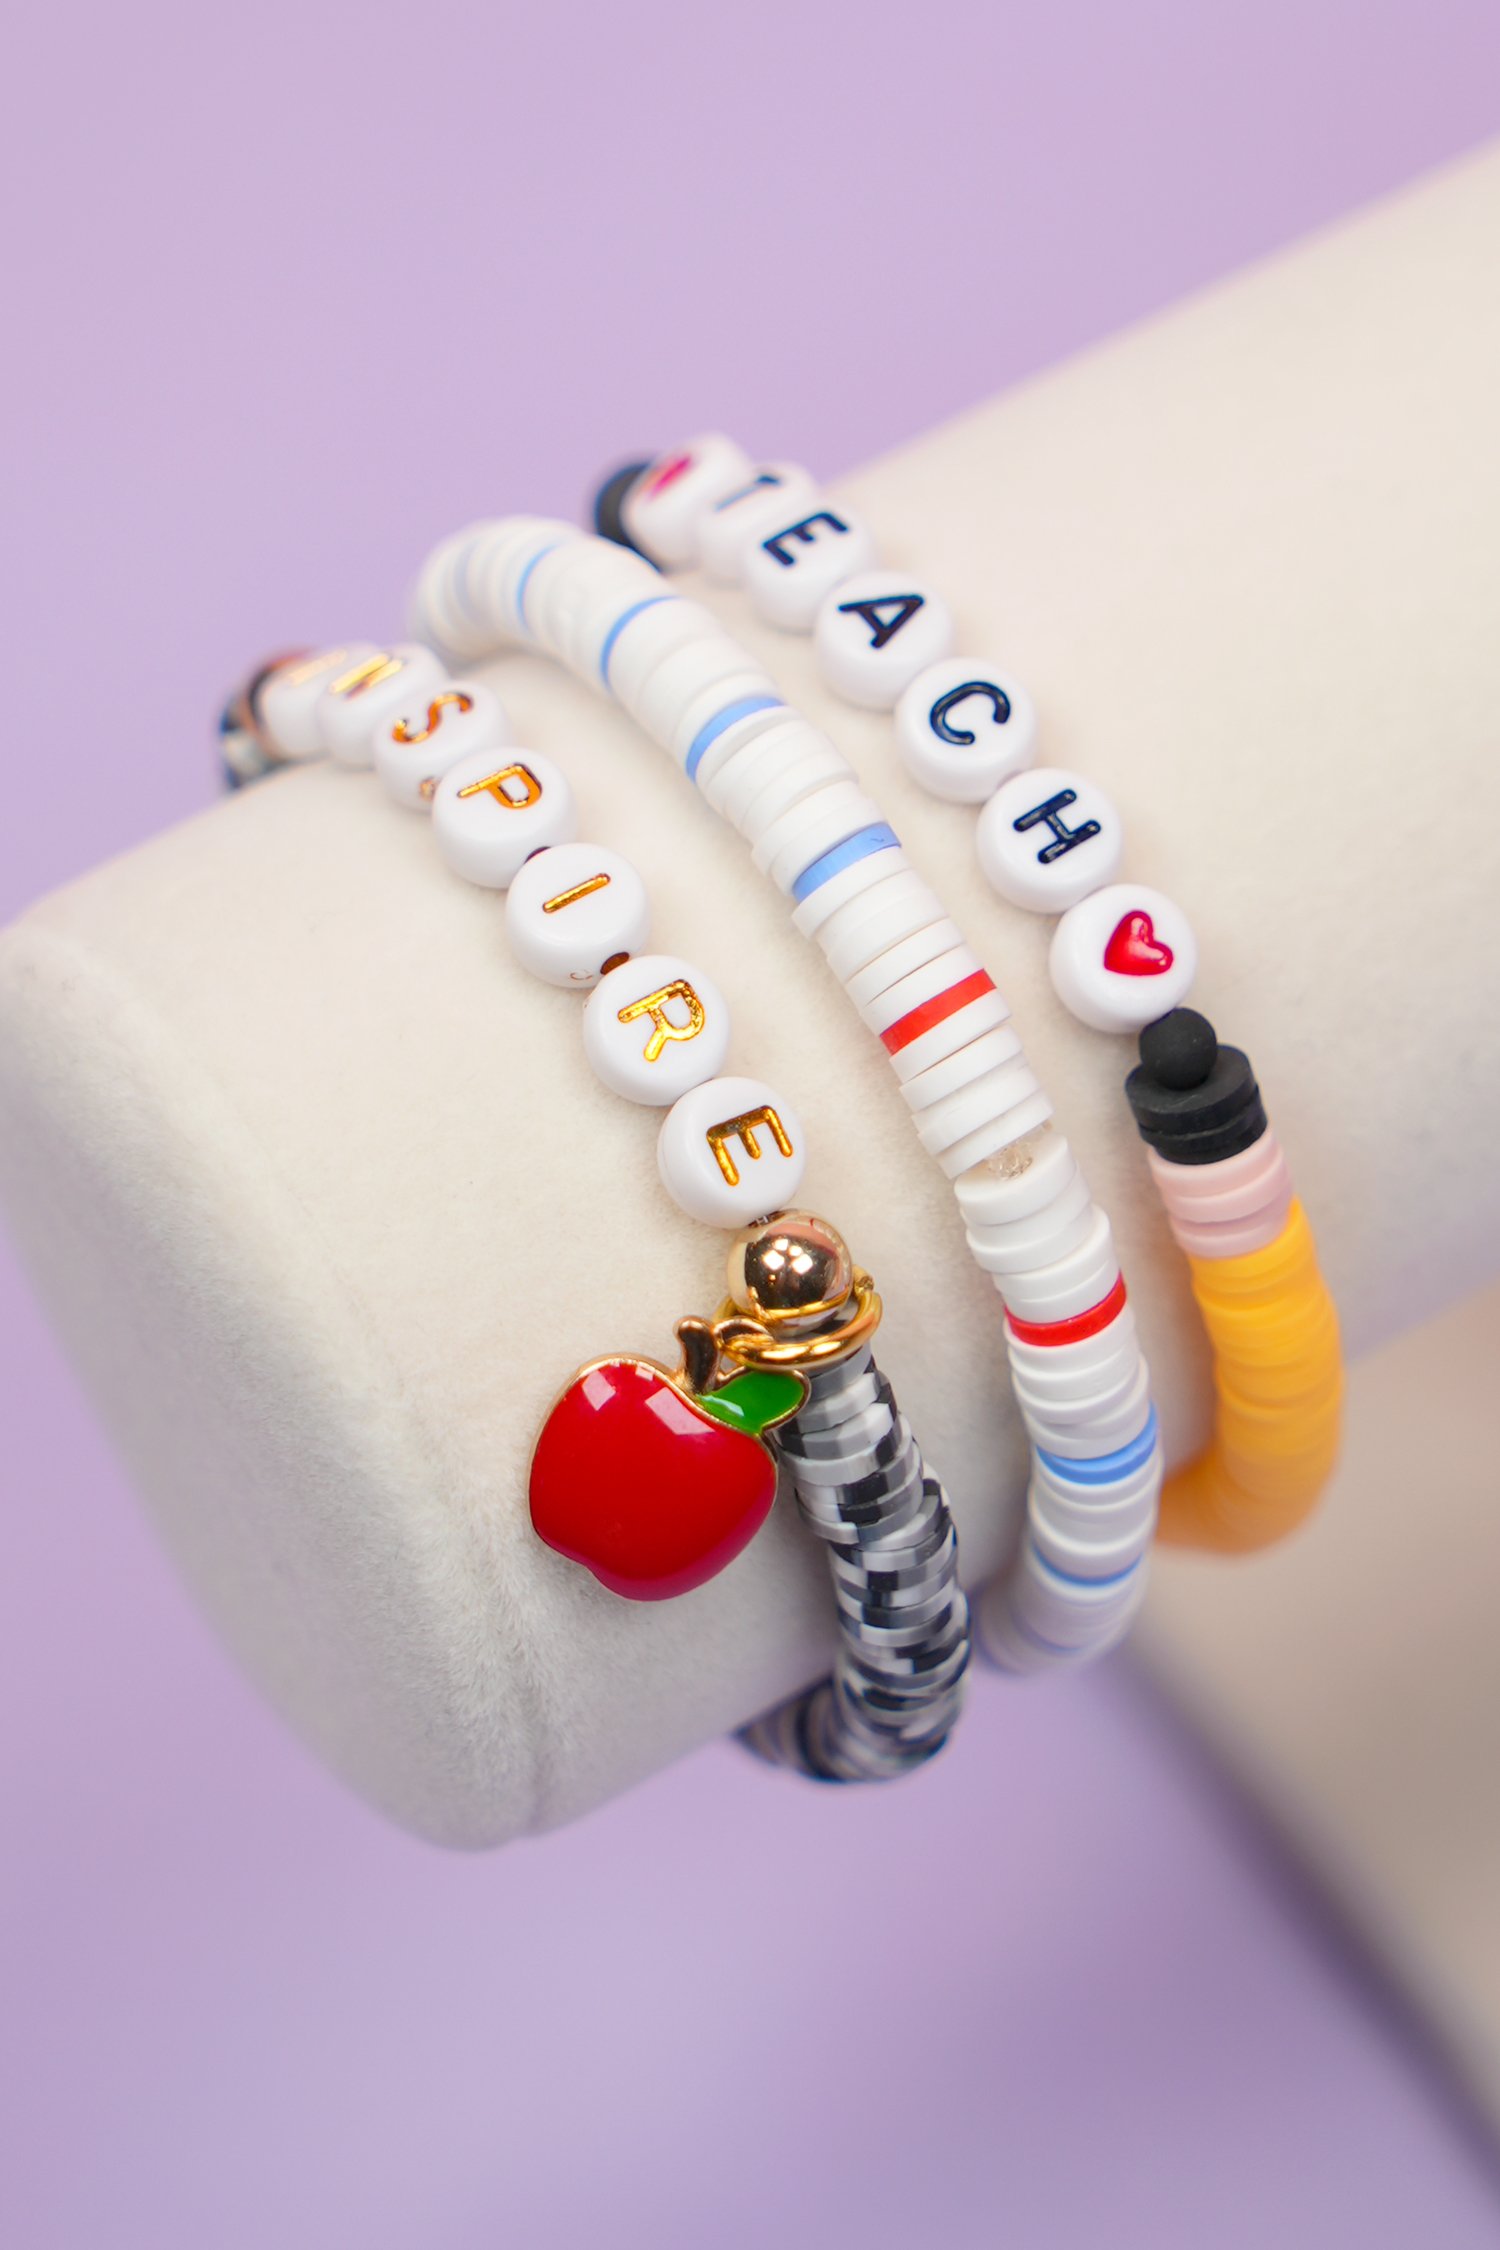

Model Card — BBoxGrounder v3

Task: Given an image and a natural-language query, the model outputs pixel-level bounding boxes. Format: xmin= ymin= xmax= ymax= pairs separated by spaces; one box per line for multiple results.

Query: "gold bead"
xmin=726 ymin=1211 xmax=854 ymax=1325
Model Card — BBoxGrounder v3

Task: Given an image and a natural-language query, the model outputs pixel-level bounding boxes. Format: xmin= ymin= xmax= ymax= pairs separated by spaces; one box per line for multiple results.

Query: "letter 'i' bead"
xmin=743 ymin=502 xmax=878 ymax=631
xmin=431 ymin=747 xmax=577 ymax=889
xmin=1049 ymin=883 xmax=1198 ymax=1033
xmin=894 ymin=659 xmax=1039 ymax=803
xmin=373 ymin=682 xmax=511 ymax=810
xmin=504 ymin=842 xmax=651 ymax=988
xmin=621 ymin=435 xmax=756 ymax=569
xmin=257 ymin=645 xmax=382 ymax=760
xmin=813 ymin=572 xmax=956 ymax=710
xmin=317 ymin=645 xmax=449 ymax=767
xmin=657 ymin=1075 xmax=807 ymax=1227
xmin=582 ymin=953 xmax=731 ymax=1104
xmin=976 ymin=767 xmax=1125 ymax=912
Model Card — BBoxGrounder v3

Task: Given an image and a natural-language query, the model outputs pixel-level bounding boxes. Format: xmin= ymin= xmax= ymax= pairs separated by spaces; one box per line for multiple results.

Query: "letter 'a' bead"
xmin=504 ymin=842 xmax=650 ymax=988
xmin=432 ymin=747 xmax=576 ymax=889
xmin=813 ymin=572 xmax=955 ymax=709
xmin=621 ymin=435 xmax=756 ymax=569
xmin=317 ymin=645 xmax=448 ymax=768
xmin=1049 ymin=884 xmax=1198 ymax=1033
xmin=373 ymin=681 xmax=510 ymax=810
xmin=895 ymin=658 xmax=1039 ymax=803
xmin=743 ymin=501 xmax=877 ymax=631
xmin=657 ymin=1075 xmax=806 ymax=1227
xmin=583 ymin=954 xmax=731 ymax=1105
xmin=977 ymin=767 xmax=1124 ymax=912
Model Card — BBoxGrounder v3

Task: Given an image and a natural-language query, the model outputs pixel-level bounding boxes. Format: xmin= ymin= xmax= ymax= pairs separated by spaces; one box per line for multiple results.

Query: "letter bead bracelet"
xmin=599 ymin=435 xmax=1343 ymax=1554
xmin=222 ymin=645 xmax=970 ymax=1786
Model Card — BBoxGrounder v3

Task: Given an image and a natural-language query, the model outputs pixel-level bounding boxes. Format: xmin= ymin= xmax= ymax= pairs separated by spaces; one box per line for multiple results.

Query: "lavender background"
xmin=5 ymin=6 xmax=1500 ymax=2244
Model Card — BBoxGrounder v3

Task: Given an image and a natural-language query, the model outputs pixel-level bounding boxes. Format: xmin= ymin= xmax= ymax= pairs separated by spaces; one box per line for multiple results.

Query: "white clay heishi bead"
xmin=617 ymin=626 xmax=768 ymax=737
xmin=583 ymin=953 xmax=731 ymax=1105
xmin=317 ymin=645 xmax=449 ymax=768
xmin=894 ymin=658 xmax=1040 ymax=803
xmin=720 ymin=730 xmax=853 ymax=838
xmin=526 ymin=541 xmax=659 ymax=673
xmin=953 ymin=1129 xmax=1077 ymax=1227
xmin=1049 ymin=883 xmax=1198 ymax=1034
xmin=258 ymin=645 xmax=381 ymax=759
xmin=989 ymin=1205 xmax=1118 ymax=1322
xmin=1006 ymin=1300 xmax=1139 ymax=1384
xmin=698 ymin=464 xmax=820 ymax=582
xmin=789 ymin=838 xmax=911 ymax=937
xmin=912 ymin=1054 xmax=1043 ymax=1157
xmin=976 ymin=767 xmax=1124 ymax=913
xmin=688 ymin=704 xmax=797 ymax=802
xmin=504 ymin=842 xmax=651 ymax=988
xmin=750 ymin=779 xmax=886 ymax=887
xmin=743 ymin=500 xmax=877 ymax=631
xmin=885 ymin=981 xmax=1012 ymax=1082
xmin=856 ymin=944 xmax=986 ymax=1038
xmin=621 ymin=436 xmax=756 ymax=569
xmin=601 ymin=595 xmax=717 ymax=702
xmin=845 ymin=918 xmax=965 ymax=1010
xmin=407 ymin=529 xmax=494 ymax=662
xmin=815 ymin=872 xmax=949 ymax=982
xmin=934 ymin=1089 xmax=1055 ymax=1180
xmin=657 ymin=1074 xmax=807 ymax=1227
xmin=669 ymin=672 xmax=785 ymax=777
xmin=431 ymin=746 xmax=577 ymax=890
xmin=373 ymin=681 xmax=511 ymax=811
xmin=487 ymin=520 xmax=583 ymax=642
xmin=698 ymin=716 xmax=840 ymax=823
xmin=964 ymin=1177 xmax=1097 ymax=1275
xmin=898 ymin=1024 xmax=1025 ymax=1111
xmin=813 ymin=572 xmax=956 ymax=710
xmin=1023 ymin=1370 xmax=1153 ymax=1460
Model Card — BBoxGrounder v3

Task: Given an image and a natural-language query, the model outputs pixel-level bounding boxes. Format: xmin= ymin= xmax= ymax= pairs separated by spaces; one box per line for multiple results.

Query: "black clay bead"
xmin=1138 ymin=1007 xmax=1218 ymax=1091
xmin=1126 ymin=1036 xmax=1268 ymax=1165
xmin=592 ymin=460 xmax=653 ymax=551
xmin=1134 ymin=1102 xmax=1269 ymax=1167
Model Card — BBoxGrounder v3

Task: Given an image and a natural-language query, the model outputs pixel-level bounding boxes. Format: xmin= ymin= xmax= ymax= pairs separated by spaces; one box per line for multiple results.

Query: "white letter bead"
xmin=621 ymin=436 xmax=756 ymax=569
xmin=373 ymin=682 xmax=511 ymax=811
xmin=258 ymin=645 xmax=382 ymax=759
xmin=657 ymin=1075 xmax=806 ymax=1227
xmin=503 ymin=842 xmax=650 ymax=988
xmin=1049 ymin=884 xmax=1198 ymax=1033
xmin=976 ymin=768 xmax=1124 ymax=913
xmin=583 ymin=954 xmax=731 ymax=1105
xmin=895 ymin=659 xmax=1039 ymax=803
xmin=698 ymin=465 xmax=819 ymax=582
xmin=743 ymin=501 xmax=877 ymax=631
xmin=317 ymin=645 xmax=449 ymax=768
xmin=431 ymin=747 xmax=576 ymax=890
xmin=813 ymin=572 xmax=955 ymax=710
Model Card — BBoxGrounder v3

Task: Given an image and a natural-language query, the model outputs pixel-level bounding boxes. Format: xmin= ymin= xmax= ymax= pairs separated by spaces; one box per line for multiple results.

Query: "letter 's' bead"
xmin=743 ymin=500 xmax=877 ymax=631
xmin=372 ymin=681 xmax=510 ymax=811
xmin=813 ymin=572 xmax=955 ymax=710
xmin=621 ymin=435 xmax=756 ymax=569
xmin=894 ymin=658 xmax=1038 ymax=803
xmin=657 ymin=1075 xmax=806 ymax=1228
xmin=431 ymin=747 xmax=576 ymax=889
xmin=976 ymin=767 xmax=1124 ymax=913
xmin=1049 ymin=884 xmax=1197 ymax=1033
xmin=504 ymin=842 xmax=650 ymax=988
xmin=582 ymin=953 xmax=731 ymax=1105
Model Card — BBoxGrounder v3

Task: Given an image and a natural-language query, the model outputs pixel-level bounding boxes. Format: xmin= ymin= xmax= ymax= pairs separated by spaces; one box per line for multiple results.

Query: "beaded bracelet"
xmin=406 ymin=509 xmax=1164 ymax=1670
xmin=604 ymin=435 xmax=1342 ymax=1553
xmin=222 ymin=641 xmax=970 ymax=1783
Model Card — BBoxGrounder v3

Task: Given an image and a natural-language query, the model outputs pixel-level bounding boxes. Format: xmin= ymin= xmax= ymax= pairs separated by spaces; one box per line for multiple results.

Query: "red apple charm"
xmin=528 ymin=1336 xmax=807 ymax=1602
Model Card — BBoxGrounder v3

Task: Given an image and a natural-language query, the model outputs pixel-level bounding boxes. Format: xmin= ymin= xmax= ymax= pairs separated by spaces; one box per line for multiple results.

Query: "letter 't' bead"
xmin=621 ymin=435 xmax=756 ymax=569
xmin=504 ymin=842 xmax=650 ymax=988
xmin=317 ymin=645 xmax=449 ymax=768
xmin=372 ymin=681 xmax=510 ymax=811
xmin=743 ymin=500 xmax=877 ymax=631
xmin=813 ymin=571 xmax=955 ymax=709
xmin=698 ymin=464 xmax=819 ymax=582
xmin=977 ymin=767 xmax=1124 ymax=913
xmin=1049 ymin=884 xmax=1198 ymax=1033
xmin=583 ymin=954 xmax=732 ymax=1105
xmin=431 ymin=747 xmax=576 ymax=889
xmin=657 ymin=1075 xmax=806 ymax=1228
xmin=895 ymin=658 xmax=1038 ymax=802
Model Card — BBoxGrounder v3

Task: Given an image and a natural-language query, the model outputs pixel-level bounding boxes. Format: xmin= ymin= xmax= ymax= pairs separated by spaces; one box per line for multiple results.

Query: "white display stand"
xmin=1 ymin=146 xmax=1497 ymax=1863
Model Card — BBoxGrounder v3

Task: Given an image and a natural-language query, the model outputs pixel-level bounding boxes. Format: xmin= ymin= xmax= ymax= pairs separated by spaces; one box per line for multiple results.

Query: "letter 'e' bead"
xmin=813 ymin=572 xmax=955 ymax=710
xmin=743 ymin=502 xmax=877 ymax=631
xmin=1049 ymin=884 xmax=1198 ymax=1033
xmin=657 ymin=1075 xmax=806 ymax=1227
xmin=583 ymin=953 xmax=731 ymax=1105
xmin=977 ymin=768 xmax=1124 ymax=913
xmin=895 ymin=659 xmax=1039 ymax=803
xmin=504 ymin=842 xmax=650 ymax=988
xmin=431 ymin=747 xmax=577 ymax=889
xmin=373 ymin=681 xmax=511 ymax=810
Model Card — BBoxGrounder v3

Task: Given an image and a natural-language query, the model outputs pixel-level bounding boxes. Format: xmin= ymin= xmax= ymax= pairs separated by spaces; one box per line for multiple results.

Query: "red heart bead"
xmin=1103 ymin=909 xmax=1174 ymax=977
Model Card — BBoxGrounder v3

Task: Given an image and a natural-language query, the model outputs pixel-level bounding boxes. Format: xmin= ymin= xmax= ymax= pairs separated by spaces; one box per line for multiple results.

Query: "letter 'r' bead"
xmin=657 ymin=1075 xmax=807 ymax=1227
xmin=583 ymin=953 xmax=732 ymax=1105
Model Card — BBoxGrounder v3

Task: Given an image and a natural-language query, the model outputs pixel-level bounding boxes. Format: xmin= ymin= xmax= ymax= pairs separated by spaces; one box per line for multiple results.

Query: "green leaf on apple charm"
xmin=693 ymin=1364 xmax=808 ymax=1439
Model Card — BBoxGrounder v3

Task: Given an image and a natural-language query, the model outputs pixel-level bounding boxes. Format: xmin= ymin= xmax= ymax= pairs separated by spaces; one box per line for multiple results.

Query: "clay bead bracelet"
xmin=407 ymin=499 xmax=1163 ymax=1671
xmin=221 ymin=641 xmax=969 ymax=1783
xmin=615 ymin=437 xmax=1343 ymax=1552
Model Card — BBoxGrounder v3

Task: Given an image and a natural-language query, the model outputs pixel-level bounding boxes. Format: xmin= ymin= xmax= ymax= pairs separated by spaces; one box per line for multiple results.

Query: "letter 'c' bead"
xmin=657 ymin=1075 xmax=806 ymax=1227
xmin=894 ymin=658 xmax=1039 ymax=802
xmin=504 ymin=842 xmax=651 ymax=988
xmin=431 ymin=747 xmax=577 ymax=889
xmin=583 ymin=953 xmax=732 ymax=1105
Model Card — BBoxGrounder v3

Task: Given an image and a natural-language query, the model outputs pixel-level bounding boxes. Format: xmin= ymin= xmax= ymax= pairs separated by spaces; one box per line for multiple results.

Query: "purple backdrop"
xmin=5 ymin=7 xmax=1500 ymax=2244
